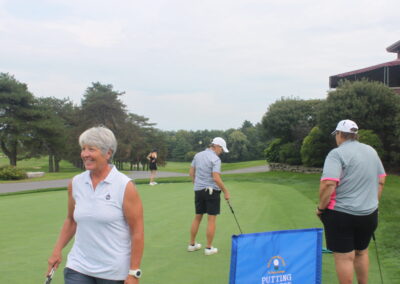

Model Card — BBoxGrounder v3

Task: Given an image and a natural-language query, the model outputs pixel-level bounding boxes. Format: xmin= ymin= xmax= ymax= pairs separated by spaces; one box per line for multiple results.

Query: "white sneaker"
xmin=204 ymin=247 xmax=218 ymax=255
xmin=187 ymin=243 xmax=202 ymax=252
xmin=149 ymin=182 xmax=155 ymax=186
xmin=153 ymin=182 xmax=158 ymax=185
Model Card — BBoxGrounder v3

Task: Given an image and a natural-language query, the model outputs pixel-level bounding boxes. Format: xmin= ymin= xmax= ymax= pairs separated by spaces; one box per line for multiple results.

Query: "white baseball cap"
xmin=211 ymin=137 xmax=229 ymax=153
xmin=331 ymin=119 xmax=359 ymax=135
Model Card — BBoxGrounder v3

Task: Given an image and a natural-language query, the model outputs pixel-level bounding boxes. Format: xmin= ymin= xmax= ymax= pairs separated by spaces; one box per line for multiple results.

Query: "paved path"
xmin=0 ymin=165 xmax=270 ymax=194
xmin=222 ymin=165 xmax=270 ymax=174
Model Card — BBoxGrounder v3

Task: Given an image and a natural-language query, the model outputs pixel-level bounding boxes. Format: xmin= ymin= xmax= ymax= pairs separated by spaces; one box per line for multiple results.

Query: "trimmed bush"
xmin=358 ymin=129 xmax=384 ymax=158
xmin=278 ymin=142 xmax=301 ymax=165
xmin=264 ymin=138 xmax=282 ymax=163
xmin=0 ymin=166 xmax=27 ymax=180
xmin=301 ymin=126 xmax=331 ymax=167
xmin=184 ymin=151 xmax=197 ymax=162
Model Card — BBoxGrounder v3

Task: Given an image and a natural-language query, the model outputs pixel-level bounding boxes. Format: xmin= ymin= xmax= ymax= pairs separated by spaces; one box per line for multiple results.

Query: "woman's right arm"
xmin=46 ymin=181 xmax=77 ymax=275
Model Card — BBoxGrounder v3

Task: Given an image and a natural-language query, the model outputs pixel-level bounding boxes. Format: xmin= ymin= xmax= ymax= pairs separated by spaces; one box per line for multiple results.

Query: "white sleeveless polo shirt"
xmin=66 ymin=166 xmax=132 ymax=280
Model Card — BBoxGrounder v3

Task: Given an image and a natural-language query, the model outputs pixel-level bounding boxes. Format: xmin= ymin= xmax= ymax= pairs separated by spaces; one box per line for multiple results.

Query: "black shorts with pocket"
xmin=321 ymin=209 xmax=378 ymax=253
xmin=194 ymin=189 xmax=221 ymax=215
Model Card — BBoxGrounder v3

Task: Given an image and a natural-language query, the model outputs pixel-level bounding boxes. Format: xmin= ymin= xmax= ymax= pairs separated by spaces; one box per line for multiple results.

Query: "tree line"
xmin=0 ymin=73 xmax=265 ymax=171
xmin=0 ymin=73 xmax=167 ymax=171
xmin=262 ymin=80 xmax=400 ymax=170
xmin=2 ymin=72 xmax=399 ymax=172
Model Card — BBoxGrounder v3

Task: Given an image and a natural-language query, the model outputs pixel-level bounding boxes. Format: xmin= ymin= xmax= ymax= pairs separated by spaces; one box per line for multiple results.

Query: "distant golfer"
xmin=317 ymin=120 xmax=386 ymax=284
xmin=147 ymin=149 xmax=158 ymax=185
xmin=46 ymin=126 xmax=144 ymax=283
xmin=188 ymin=137 xmax=230 ymax=256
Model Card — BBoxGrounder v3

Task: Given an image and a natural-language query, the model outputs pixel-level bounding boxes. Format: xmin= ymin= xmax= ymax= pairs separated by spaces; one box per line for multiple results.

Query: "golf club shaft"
xmin=226 ymin=200 xmax=243 ymax=234
xmin=45 ymin=267 xmax=55 ymax=284
xmin=372 ymin=233 xmax=384 ymax=284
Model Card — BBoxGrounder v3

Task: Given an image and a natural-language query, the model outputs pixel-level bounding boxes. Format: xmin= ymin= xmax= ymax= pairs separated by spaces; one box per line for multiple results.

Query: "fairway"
xmin=0 ymin=179 xmax=393 ymax=283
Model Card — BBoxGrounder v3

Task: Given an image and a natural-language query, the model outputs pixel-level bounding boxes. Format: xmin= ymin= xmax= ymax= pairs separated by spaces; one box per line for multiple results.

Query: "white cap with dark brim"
xmin=331 ymin=119 xmax=359 ymax=135
xmin=211 ymin=137 xmax=229 ymax=153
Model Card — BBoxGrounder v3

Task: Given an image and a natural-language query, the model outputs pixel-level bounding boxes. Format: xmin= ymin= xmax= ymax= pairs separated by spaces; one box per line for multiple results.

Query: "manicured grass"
xmin=158 ymin=161 xmax=191 ymax=173
xmin=152 ymin=160 xmax=267 ymax=173
xmin=0 ymin=158 xmax=267 ymax=182
xmin=1 ymin=172 xmax=398 ymax=283
xmin=0 ymin=156 xmax=78 ymax=173
xmin=0 ymin=156 xmax=82 ymax=182
xmin=221 ymin=160 xmax=267 ymax=171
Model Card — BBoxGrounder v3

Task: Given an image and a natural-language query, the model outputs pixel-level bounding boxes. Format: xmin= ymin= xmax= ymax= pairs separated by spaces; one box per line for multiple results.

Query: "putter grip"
xmin=45 ymin=268 xmax=55 ymax=284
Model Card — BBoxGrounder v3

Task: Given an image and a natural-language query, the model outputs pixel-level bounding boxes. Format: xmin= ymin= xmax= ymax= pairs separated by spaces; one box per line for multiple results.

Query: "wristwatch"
xmin=128 ymin=269 xmax=142 ymax=279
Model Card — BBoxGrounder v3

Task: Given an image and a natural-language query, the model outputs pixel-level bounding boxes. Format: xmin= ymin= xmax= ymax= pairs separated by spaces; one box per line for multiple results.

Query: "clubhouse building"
xmin=329 ymin=40 xmax=400 ymax=94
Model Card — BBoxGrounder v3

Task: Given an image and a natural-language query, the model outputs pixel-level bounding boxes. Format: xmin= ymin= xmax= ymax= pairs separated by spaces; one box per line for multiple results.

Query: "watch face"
xmin=129 ymin=269 xmax=141 ymax=278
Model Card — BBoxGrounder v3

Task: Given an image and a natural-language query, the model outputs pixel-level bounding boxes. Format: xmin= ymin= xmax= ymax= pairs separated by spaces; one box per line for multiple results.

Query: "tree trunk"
xmin=10 ymin=155 xmax=17 ymax=166
xmin=9 ymin=146 xmax=17 ymax=166
xmin=1 ymin=139 xmax=17 ymax=166
xmin=49 ymin=155 xmax=54 ymax=172
xmin=55 ymin=156 xmax=61 ymax=172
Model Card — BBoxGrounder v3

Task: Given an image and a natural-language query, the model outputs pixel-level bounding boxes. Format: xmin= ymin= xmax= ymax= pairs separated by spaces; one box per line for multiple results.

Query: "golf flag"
xmin=229 ymin=228 xmax=323 ymax=284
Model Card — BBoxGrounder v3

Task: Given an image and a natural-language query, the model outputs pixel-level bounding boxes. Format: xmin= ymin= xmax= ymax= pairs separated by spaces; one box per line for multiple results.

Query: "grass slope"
xmin=1 ymin=172 xmax=398 ymax=283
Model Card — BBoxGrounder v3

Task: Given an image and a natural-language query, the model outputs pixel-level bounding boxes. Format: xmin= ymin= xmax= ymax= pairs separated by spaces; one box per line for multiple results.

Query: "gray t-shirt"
xmin=321 ymin=140 xmax=386 ymax=216
xmin=191 ymin=148 xmax=221 ymax=191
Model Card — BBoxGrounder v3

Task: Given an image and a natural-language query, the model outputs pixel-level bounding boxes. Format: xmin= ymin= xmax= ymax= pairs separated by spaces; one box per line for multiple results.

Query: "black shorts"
xmin=149 ymin=163 xmax=157 ymax=170
xmin=194 ymin=189 xmax=221 ymax=215
xmin=321 ymin=209 xmax=378 ymax=253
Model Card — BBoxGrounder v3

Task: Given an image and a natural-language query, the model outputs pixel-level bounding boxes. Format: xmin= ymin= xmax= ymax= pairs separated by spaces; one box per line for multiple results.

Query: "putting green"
xmin=0 ymin=181 xmax=385 ymax=283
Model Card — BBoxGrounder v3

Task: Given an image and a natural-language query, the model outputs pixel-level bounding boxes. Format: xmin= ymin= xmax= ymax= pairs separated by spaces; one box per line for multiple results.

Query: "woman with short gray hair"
xmin=47 ymin=126 xmax=144 ymax=284
xmin=79 ymin=126 xmax=118 ymax=161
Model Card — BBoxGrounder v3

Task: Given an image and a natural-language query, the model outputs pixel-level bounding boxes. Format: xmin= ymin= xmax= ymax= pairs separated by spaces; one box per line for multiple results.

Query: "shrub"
xmin=358 ymin=129 xmax=384 ymax=158
xmin=0 ymin=166 xmax=27 ymax=180
xmin=301 ymin=126 xmax=331 ymax=167
xmin=184 ymin=151 xmax=197 ymax=162
xmin=264 ymin=138 xmax=282 ymax=163
xmin=278 ymin=142 xmax=302 ymax=165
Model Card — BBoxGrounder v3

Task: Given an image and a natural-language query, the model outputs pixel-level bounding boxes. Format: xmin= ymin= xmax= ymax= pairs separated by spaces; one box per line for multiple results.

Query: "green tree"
xmin=125 ymin=114 xmax=153 ymax=170
xmin=80 ymin=82 xmax=128 ymax=130
xmin=261 ymin=98 xmax=321 ymax=143
xmin=240 ymin=120 xmax=265 ymax=160
xmin=261 ymin=98 xmax=322 ymax=165
xmin=264 ymin=138 xmax=282 ymax=163
xmin=171 ymin=131 xmax=193 ymax=161
xmin=301 ymin=126 xmax=331 ymax=167
xmin=79 ymin=82 xmax=131 ymax=169
xmin=318 ymin=80 xmax=400 ymax=167
xmin=358 ymin=129 xmax=384 ymax=158
xmin=227 ymin=130 xmax=249 ymax=162
xmin=33 ymin=97 xmax=75 ymax=172
xmin=0 ymin=73 xmax=39 ymax=166
xmin=278 ymin=142 xmax=301 ymax=165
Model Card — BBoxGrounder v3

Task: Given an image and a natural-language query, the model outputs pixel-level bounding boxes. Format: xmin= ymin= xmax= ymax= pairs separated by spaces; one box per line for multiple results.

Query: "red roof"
xmin=332 ymin=60 xmax=400 ymax=78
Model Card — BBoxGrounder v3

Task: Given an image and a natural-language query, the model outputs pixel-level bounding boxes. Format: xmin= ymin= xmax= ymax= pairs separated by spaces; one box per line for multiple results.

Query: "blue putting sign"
xmin=229 ymin=228 xmax=323 ymax=284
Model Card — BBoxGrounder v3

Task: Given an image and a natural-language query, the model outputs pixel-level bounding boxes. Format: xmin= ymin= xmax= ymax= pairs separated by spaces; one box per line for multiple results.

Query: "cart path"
xmin=0 ymin=165 xmax=270 ymax=194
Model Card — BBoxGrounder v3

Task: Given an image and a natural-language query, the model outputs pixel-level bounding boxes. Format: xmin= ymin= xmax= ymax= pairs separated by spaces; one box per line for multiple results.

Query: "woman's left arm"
xmin=123 ymin=181 xmax=144 ymax=283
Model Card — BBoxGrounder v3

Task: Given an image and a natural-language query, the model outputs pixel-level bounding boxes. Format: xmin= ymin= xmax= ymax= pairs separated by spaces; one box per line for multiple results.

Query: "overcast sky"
xmin=1 ymin=0 xmax=399 ymax=130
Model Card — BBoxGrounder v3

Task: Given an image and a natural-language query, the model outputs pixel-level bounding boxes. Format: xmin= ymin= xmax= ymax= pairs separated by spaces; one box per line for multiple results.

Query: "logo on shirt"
xmin=105 ymin=193 xmax=111 ymax=200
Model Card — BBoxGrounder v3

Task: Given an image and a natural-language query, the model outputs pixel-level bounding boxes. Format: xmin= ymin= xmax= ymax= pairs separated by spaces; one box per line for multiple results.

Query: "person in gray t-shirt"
xmin=187 ymin=137 xmax=230 ymax=256
xmin=317 ymin=120 xmax=386 ymax=284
